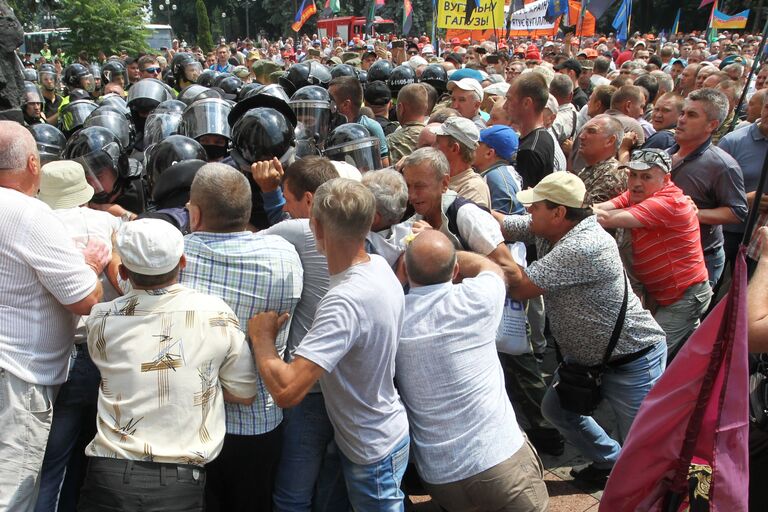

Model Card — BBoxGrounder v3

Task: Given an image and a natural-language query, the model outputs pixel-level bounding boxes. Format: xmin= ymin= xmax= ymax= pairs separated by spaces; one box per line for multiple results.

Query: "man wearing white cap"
xmin=448 ymin=77 xmax=487 ymax=130
xmin=35 ymin=160 xmax=124 ymax=512
xmin=0 ymin=121 xmax=106 ymax=510
xmin=431 ymin=116 xmax=491 ymax=209
xmin=496 ymin=172 xmax=666 ymax=489
xmin=79 ymin=219 xmax=258 ymax=511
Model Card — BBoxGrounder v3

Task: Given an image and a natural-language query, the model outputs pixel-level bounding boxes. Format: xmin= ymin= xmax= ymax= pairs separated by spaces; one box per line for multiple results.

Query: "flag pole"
xmin=491 ymin=0 xmax=498 ymax=52
xmin=578 ymin=0 xmax=589 ymax=48
xmin=727 ymin=15 xmax=768 ymax=135
xmin=432 ymin=4 xmax=438 ymax=55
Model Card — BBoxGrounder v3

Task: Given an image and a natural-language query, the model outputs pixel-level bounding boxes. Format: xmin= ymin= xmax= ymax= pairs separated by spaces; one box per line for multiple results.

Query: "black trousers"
xmin=204 ymin=426 xmax=283 ymax=512
xmin=78 ymin=457 xmax=206 ymax=512
xmin=750 ymin=423 xmax=768 ymax=511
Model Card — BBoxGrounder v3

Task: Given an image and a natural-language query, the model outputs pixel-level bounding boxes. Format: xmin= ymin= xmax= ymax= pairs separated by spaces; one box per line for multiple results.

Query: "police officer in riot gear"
xmin=22 ymin=82 xmax=46 ymax=126
xmin=171 ymin=52 xmax=204 ymax=93
xmin=29 ymin=123 xmax=66 ymax=165
xmin=323 ymin=122 xmax=382 ymax=173
xmin=180 ymin=97 xmax=233 ymax=161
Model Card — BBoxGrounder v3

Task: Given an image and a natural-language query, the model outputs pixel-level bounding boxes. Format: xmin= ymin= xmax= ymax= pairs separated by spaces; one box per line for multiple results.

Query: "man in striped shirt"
xmin=594 ymin=148 xmax=712 ymax=356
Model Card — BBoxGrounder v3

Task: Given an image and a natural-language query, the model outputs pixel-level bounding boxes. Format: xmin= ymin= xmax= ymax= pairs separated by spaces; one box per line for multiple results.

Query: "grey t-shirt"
xmin=263 ymin=219 xmax=329 ymax=358
xmin=502 ymin=215 xmax=666 ymax=366
xmin=294 ymin=255 xmax=409 ymax=465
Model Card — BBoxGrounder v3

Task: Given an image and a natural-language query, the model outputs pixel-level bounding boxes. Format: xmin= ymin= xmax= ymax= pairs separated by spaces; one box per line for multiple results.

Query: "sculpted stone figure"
xmin=0 ymin=0 xmax=24 ymax=123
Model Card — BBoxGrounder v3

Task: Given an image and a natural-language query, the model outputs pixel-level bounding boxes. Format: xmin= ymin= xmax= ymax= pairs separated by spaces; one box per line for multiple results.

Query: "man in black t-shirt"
xmin=504 ymin=73 xmax=555 ymax=188
xmin=555 ymin=59 xmax=589 ymax=111
xmin=500 ymin=72 xmax=565 ymax=458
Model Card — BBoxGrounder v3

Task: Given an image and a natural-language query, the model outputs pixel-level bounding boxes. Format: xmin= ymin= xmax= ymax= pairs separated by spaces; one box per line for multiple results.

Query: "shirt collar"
xmin=669 ymin=137 xmax=712 ymax=165
xmin=407 ymin=281 xmax=453 ymax=296
xmin=189 ymin=230 xmax=253 ymax=241
xmin=132 ymin=283 xmax=184 ymax=296
xmin=450 ymin=168 xmax=475 ymax=183
xmin=751 ymin=122 xmax=768 ymax=141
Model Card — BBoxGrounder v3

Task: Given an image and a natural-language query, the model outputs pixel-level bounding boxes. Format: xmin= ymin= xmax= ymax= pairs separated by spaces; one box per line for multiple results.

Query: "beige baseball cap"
xmin=516 ymin=172 xmax=588 ymax=208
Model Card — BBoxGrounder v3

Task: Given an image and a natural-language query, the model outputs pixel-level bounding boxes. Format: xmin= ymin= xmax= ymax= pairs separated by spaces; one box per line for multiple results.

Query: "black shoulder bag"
xmin=554 ymin=275 xmax=628 ymax=416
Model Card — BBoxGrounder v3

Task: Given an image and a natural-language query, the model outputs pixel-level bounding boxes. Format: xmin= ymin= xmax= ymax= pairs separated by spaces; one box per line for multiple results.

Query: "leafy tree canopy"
xmin=56 ymin=0 xmax=149 ymax=56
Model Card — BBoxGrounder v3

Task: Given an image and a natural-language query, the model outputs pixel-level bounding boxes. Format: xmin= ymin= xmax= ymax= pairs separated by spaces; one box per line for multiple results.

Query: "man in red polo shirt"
xmin=593 ymin=148 xmax=712 ymax=356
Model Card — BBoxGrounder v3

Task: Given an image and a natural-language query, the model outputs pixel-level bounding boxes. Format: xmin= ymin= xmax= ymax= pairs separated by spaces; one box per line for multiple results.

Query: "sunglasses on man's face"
xmin=143 ymin=67 xmax=161 ymax=74
xmin=407 ymin=50 xmax=418 ymax=55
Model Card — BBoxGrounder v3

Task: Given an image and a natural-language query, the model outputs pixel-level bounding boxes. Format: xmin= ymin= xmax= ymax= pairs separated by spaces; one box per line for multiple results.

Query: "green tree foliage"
xmin=196 ymin=0 xmax=215 ymax=51
xmin=55 ymin=0 xmax=149 ymax=57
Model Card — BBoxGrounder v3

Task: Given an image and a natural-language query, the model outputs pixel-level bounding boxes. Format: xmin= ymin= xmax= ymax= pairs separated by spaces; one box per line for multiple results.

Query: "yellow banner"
xmin=437 ymin=0 xmax=505 ymax=30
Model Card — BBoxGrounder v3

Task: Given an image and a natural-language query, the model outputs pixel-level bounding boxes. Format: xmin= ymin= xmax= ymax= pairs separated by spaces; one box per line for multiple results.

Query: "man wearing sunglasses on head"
xmin=138 ymin=55 xmax=162 ymax=81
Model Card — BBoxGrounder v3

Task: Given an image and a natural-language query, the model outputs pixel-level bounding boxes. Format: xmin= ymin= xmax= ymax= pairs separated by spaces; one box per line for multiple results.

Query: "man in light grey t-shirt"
xmin=251 ymin=178 xmax=409 ymax=511
xmin=256 ymin=155 xmax=348 ymax=511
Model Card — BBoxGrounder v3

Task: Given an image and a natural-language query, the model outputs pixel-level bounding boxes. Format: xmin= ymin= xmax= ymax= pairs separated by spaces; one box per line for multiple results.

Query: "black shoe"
xmin=533 ymin=352 xmax=545 ymax=364
xmin=526 ymin=428 xmax=565 ymax=456
xmin=570 ymin=463 xmax=611 ymax=489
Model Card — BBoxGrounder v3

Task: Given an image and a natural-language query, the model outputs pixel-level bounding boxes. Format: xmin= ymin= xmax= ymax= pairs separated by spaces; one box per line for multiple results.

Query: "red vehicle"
xmin=316 ymin=16 xmax=395 ymax=41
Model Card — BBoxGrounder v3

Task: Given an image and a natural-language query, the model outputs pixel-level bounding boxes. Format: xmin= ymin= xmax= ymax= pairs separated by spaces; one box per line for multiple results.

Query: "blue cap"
xmin=479 ymin=125 xmax=519 ymax=161
xmin=449 ymin=68 xmax=484 ymax=83
xmin=669 ymin=58 xmax=687 ymax=68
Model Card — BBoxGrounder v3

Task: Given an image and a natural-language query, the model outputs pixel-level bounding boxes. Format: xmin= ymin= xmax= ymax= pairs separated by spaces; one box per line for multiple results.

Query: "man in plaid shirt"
xmin=180 ymin=163 xmax=303 ymax=512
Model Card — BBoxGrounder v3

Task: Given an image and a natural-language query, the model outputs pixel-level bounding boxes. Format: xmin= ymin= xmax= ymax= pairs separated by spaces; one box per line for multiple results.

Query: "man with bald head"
xmin=0 ymin=121 xmax=106 ymax=509
xmin=416 ymin=122 xmax=440 ymax=149
xmin=397 ymin=230 xmax=548 ymax=512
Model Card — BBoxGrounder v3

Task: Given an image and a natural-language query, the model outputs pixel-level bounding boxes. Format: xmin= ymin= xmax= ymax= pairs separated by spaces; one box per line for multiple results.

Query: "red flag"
xmin=600 ymin=249 xmax=750 ymax=511
xmin=699 ymin=0 xmax=715 ymax=8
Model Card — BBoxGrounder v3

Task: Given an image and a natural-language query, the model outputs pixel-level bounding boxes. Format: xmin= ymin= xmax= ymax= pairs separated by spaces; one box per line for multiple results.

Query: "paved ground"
xmin=406 ymin=344 xmax=618 ymax=511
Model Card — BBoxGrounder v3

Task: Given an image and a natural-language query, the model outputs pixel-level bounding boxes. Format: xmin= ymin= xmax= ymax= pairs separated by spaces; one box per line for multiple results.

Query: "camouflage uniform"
xmin=577 ymin=157 xmax=644 ymax=298
xmin=712 ymin=111 xmax=735 ymax=145
xmin=576 ymin=157 xmax=626 ymax=205
xmin=386 ymin=121 xmax=425 ymax=163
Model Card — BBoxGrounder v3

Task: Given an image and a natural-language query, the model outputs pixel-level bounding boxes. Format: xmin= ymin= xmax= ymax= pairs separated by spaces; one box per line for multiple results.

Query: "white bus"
xmin=21 ymin=24 xmax=174 ymax=58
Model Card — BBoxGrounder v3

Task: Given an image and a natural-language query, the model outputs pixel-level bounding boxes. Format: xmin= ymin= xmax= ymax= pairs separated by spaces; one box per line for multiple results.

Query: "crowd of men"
xmin=3 ymin=24 xmax=768 ymax=512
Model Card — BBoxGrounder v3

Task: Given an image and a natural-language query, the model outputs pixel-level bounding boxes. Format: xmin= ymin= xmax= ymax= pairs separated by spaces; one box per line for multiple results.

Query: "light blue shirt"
xmin=396 ymin=272 xmax=524 ymax=484
xmin=358 ymin=114 xmax=390 ymax=157
xmin=180 ymin=231 xmax=303 ymax=435
xmin=718 ymin=123 xmax=768 ymax=233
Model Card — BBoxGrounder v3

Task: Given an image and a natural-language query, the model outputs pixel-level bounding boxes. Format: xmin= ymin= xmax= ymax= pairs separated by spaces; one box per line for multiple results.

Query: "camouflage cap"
xmin=252 ymin=60 xmax=282 ymax=83
xmin=341 ymin=51 xmax=360 ymax=63
xmin=268 ymin=70 xmax=285 ymax=84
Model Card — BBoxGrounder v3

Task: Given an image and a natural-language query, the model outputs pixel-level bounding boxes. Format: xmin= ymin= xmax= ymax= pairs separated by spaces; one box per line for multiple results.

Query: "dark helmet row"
xmin=30 ymin=55 xmax=404 ymax=218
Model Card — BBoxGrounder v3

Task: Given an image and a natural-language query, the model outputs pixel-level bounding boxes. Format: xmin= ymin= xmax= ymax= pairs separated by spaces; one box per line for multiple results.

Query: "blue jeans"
xmin=541 ymin=342 xmax=666 ymax=468
xmin=35 ymin=344 xmax=100 ymax=512
xmin=339 ymin=434 xmax=409 ymax=512
xmin=704 ymin=246 xmax=726 ymax=289
xmin=273 ymin=393 xmax=349 ymax=512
